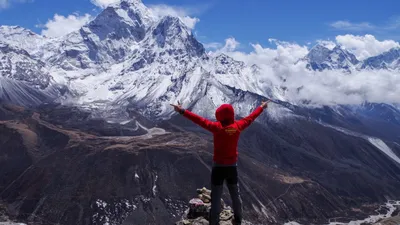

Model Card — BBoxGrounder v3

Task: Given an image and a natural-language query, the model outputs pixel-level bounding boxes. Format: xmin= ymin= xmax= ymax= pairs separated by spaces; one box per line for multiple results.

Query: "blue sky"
xmin=0 ymin=0 xmax=400 ymax=51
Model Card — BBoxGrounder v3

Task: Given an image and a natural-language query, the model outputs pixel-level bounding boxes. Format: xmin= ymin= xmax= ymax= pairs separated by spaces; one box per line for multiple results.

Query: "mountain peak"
xmin=85 ymin=5 xmax=147 ymax=42
xmin=85 ymin=0 xmax=155 ymax=39
xmin=332 ymin=45 xmax=359 ymax=64
xmin=117 ymin=0 xmax=156 ymax=26
xmin=307 ymin=44 xmax=331 ymax=64
xmin=88 ymin=0 xmax=154 ymax=32
xmin=121 ymin=0 xmax=145 ymax=6
xmin=152 ymin=16 xmax=204 ymax=57
xmin=0 ymin=25 xmax=22 ymax=31
xmin=311 ymin=44 xmax=329 ymax=50
xmin=121 ymin=0 xmax=143 ymax=4
xmin=154 ymin=16 xmax=187 ymax=37
xmin=102 ymin=0 xmax=146 ymax=10
xmin=0 ymin=26 xmax=45 ymax=56
xmin=0 ymin=25 xmax=40 ymax=37
xmin=361 ymin=47 xmax=400 ymax=70
xmin=305 ymin=44 xmax=359 ymax=71
xmin=215 ymin=53 xmax=238 ymax=64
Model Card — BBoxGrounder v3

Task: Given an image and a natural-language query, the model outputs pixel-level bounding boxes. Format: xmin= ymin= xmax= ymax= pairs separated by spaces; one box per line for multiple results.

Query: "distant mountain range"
xmin=303 ymin=44 xmax=400 ymax=71
xmin=0 ymin=0 xmax=399 ymax=114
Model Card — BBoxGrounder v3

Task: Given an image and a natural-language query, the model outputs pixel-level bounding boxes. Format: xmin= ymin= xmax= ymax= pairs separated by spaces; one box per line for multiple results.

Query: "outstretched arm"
xmin=236 ymin=100 xmax=271 ymax=131
xmin=170 ymin=102 xmax=219 ymax=133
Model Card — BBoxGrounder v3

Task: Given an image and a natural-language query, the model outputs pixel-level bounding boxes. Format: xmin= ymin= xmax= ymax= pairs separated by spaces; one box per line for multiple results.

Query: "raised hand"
xmin=170 ymin=100 xmax=183 ymax=113
xmin=260 ymin=99 xmax=272 ymax=109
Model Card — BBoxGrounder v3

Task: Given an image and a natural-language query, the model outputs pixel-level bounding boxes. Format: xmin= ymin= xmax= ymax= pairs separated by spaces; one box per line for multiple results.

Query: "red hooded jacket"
xmin=183 ymin=104 xmax=264 ymax=165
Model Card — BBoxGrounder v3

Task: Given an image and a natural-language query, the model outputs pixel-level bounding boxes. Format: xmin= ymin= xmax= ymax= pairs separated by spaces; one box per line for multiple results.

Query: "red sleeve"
xmin=183 ymin=110 xmax=220 ymax=133
xmin=236 ymin=106 xmax=264 ymax=131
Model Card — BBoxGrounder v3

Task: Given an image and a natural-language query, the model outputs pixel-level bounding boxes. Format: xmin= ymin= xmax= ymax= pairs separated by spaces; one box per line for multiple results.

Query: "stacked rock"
xmin=176 ymin=187 xmax=235 ymax=225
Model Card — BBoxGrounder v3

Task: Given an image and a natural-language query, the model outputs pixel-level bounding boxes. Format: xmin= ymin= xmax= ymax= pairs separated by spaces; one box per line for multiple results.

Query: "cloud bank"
xmin=336 ymin=34 xmax=400 ymax=60
xmin=211 ymin=35 xmax=400 ymax=105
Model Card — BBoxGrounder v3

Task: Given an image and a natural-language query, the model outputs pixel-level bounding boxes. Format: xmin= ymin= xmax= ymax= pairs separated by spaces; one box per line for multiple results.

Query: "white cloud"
xmin=214 ymin=38 xmax=308 ymax=66
xmin=316 ymin=40 xmax=336 ymax=50
xmin=208 ymin=38 xmax=241 ymax=53
xmin=222 ymin=37 xmax=240 ymax=52
xmin=39 ymin=13 xmax=92 ymax=38
xmin=336 ymin=34 xmax=400 ymax=60
xmin=330 ymin=20 xmax=375 ymax=31
xmin=210 ymin=36 xmax=400 ymax=105
xmin=282 ymin=69 xmax=400 ymax=105
xmin=90 ymin=0 xmax=120 ymax=8
xmin=148 ymin=4 xmax=200 ymax=29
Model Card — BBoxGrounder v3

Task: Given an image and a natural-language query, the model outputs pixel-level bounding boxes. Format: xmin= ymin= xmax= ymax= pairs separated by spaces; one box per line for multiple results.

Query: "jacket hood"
xmin=215 ymin=104 xmax=234 ymax=125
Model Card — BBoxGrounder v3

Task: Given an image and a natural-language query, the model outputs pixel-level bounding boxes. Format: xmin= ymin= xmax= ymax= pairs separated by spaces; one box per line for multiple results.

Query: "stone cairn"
xmin=175 ymin=187 xmax=236 ymax=225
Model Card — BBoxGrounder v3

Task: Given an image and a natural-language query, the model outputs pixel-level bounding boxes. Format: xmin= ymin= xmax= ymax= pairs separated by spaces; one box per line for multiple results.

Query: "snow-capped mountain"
xmin=0 ymin=0 xmax=398 ymax=119
xmin=361 ymin=47 xmax=400 ymax=70
xmin=0 ymin=26 xmax=46 ymax=57
xmin=0 ymin=0 xmax=256 ymax=116
xmin=45 ymin=0 xmax=156 ymax=71
xmin=0 ymin=0 xmax=280 ymax=119
xmin=303 ymin=44 xmax=400 ymax=72
xmin=41 ymin=0 xmax=205 ymax=74
xmin=303 ymin=44 xmax=359 ymax=71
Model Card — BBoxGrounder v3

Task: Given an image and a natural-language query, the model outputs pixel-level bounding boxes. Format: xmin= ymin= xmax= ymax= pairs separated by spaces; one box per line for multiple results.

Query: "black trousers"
xmin=211 ymin=166 xmax=239 ymax=185
xmin=210 ymin=166 xmax=243 ymax=225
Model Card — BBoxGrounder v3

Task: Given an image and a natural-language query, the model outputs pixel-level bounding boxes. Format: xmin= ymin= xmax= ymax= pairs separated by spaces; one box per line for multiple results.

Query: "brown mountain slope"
xmin=1 ymin=105 xmax=400 ymax=224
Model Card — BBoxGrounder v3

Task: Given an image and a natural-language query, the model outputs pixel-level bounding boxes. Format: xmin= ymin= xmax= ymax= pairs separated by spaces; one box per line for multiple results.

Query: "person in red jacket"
xmin=170 ymin=100 xmax=271 ymax=225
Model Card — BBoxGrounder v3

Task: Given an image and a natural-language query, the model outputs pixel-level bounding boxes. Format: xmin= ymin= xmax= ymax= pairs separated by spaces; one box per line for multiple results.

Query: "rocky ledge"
xmin=176 ymin=187 xmax=251 ymax=225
